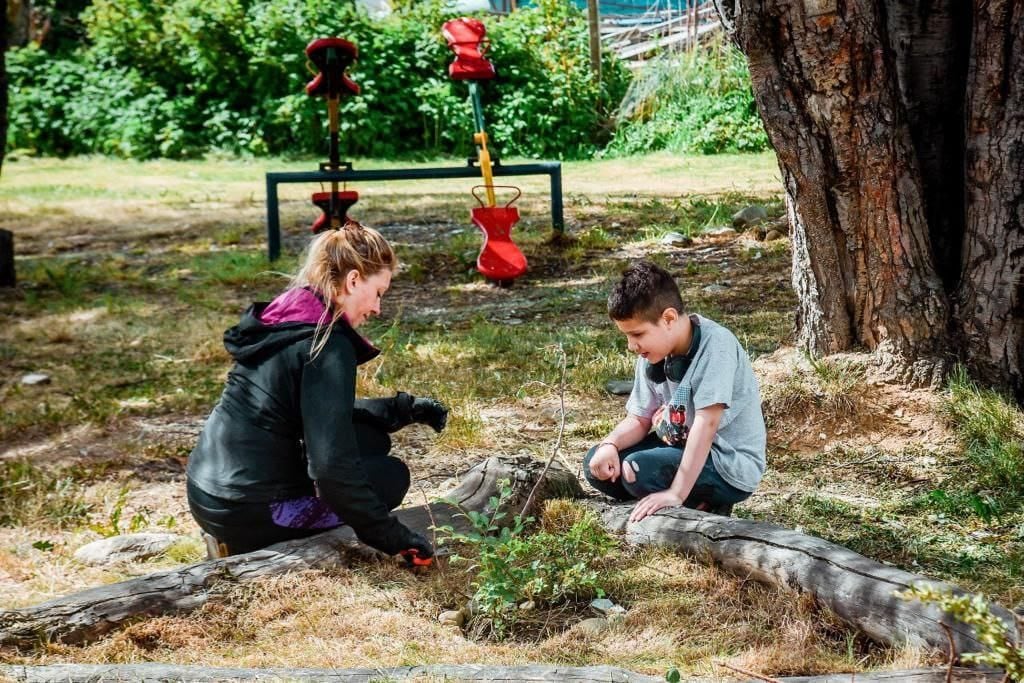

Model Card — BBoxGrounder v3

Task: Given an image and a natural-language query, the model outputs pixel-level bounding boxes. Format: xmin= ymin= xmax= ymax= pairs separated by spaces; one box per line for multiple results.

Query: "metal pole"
xmin=266 ymin=175 xmax=281 ymax=262
xmin=587 ymin=0 xmax=602 ymax=83
xmin=549 ymin=166 xmax=565 ymax=234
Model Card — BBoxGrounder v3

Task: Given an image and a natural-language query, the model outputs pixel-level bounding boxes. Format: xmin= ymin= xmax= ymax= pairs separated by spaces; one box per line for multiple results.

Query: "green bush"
xmin=8 ymin=0 xmax=629 ymax=160
xmin=603 ymin=37 xmax=769 ymax=156
xmin=437 ymin=484 xmax=618 ymax=639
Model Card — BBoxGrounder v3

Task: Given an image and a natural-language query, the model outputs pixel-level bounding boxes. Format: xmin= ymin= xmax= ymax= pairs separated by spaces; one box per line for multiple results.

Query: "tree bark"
xmin=0 ymin=663 xmax=660 ymax=683
xmin=0 ymin=230 xmax=13 ymax=288
xmin=595 ymin=503 xmax=1020 ymax=655
xmin=884 ymin=1 xmax=971 ymax=293
xmin=957 ymin=0 xmax=1024 ymax=402
xmin=1 ymin=0 xmax=9 ymax=177
xmin=722 ymin=0 xmax=951 ymax=385
xmin=0 ymin=457 xmax=582 ymax=649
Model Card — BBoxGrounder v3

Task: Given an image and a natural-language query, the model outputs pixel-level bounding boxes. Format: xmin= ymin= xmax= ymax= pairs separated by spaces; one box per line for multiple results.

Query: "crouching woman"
xmin=186 ymin=222 xmax=445 ymax=560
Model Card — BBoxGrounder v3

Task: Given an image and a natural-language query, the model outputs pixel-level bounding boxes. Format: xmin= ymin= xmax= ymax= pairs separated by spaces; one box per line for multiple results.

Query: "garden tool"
xmin=443 ymin=18 xmax=527 ymax=284
xmin=305 ymin=37 xmax=361 ymax=232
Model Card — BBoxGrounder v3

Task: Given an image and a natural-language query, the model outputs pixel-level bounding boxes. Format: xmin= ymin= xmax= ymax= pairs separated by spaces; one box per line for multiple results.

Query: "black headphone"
xmin=645 ymin=315 xmax=702 ymax=384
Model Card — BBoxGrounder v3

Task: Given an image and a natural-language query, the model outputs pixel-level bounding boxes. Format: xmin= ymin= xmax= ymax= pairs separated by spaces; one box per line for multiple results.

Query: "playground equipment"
xmin=304 ymin=38 xmax=360 ymax=232
xmin=443 ymin=18 xmax=527 ymax=284
xmin=264 ymin=36 xmax=565 ymax=264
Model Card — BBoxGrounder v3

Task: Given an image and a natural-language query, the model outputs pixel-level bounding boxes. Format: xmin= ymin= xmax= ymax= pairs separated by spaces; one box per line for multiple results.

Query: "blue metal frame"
xmin=265 ymin=161 xmax=564 ymax=261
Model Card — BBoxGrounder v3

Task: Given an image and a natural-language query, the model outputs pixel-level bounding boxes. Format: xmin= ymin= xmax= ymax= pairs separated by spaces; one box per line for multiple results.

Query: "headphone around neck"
xmin=645 ymin=315 xmax=702 ymax=384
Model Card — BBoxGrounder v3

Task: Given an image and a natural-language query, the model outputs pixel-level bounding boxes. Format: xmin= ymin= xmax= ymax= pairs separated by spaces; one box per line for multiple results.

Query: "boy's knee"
xmin=581 ymin=445 xmax=601 ymax=484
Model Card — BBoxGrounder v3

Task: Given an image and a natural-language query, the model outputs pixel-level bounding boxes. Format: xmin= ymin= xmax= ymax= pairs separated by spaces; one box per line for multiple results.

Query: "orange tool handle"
xmin=400 ymin=549 xmax=433 ymax=567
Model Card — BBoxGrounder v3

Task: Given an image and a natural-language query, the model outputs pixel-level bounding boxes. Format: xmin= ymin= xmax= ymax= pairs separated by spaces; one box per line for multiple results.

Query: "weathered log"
xmin=768 ymin=667 xmax=1005 ymax=682
xmin=0 ymin=663 xmax=660 ymax=683
xmin=596 ymin=503 xmax=1020 ymax=655
xmin=0 ymin=456 xmax=581 ymax=649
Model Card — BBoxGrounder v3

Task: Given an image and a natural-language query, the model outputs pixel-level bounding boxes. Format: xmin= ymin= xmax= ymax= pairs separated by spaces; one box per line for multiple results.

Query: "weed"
xmin=901 ymin=585 xmax=1024 ymax=680
xmin=944 ymin=366 xmax=1024 ymax=495
xmin=437 ymin=484 xmax=618 ymax=639
xmin=0 ymin=460 xmax=94 ymax=529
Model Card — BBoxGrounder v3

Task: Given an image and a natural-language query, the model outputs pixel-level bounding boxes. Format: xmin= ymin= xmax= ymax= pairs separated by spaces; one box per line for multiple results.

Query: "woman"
xmin=187 ymin=222 xmax=447 ymax=559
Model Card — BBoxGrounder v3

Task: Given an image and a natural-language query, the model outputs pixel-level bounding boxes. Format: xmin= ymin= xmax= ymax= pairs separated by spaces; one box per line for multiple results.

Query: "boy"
xmin=584 ymin=260 xmax=766 ymax=522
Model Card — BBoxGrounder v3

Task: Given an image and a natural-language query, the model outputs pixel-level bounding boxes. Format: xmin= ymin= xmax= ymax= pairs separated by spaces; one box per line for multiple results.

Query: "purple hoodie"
xmin=258 ymin=287 xmax=378 ymax=358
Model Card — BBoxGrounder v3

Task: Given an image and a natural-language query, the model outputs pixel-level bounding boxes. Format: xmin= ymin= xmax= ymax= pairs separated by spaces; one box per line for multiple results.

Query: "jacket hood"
xmin=224 ymin=302 xmax=379 ymax=365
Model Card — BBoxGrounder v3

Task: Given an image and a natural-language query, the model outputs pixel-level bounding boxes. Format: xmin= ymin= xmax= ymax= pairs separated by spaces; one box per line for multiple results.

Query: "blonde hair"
xmin=292 ymin=222 xmax=397 ymax=359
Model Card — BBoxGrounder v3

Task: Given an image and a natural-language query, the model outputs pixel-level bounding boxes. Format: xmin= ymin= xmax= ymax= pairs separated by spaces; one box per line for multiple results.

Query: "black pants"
xmin=187 ymin=422 xmax=409 ymax=554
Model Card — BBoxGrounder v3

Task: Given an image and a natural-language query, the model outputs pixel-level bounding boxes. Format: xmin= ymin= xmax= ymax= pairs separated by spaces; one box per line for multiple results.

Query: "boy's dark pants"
xmin=582 ymin=433 xmax=750 ymax=511
xmin=188 ymin=422 xmax=408 ymax=554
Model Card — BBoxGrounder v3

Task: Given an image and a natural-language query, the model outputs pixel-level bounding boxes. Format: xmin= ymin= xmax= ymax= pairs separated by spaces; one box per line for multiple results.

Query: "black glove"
xmin=399 ymin=530 xmax=435 ymax=567
xmin=411 ymin=397 xmax=449 ymax=433
xmin=353 ymin=392 xmax=416 ymax=433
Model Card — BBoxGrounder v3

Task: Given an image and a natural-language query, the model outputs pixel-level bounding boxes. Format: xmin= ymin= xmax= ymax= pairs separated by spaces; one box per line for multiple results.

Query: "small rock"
xmin=519 ymin=600 xmax=535 ymax=612
xmin=705 ymin=226 xmax=738 ymax=237
xmin=604 ymin=379 xmax=633 ymax=396
xmin=894 ymin=408 xmax=905 ymax=418
xmin=819 ymin=432 xmax=827 ymax=440
xmin=577 ymin=617 xmax=609 ymax=636
xmin=660 ymin=231 xmax=692 ymax=247
xmin=702 ymin=284 xmax=729 ymax=294
xmin=74 ymin=533 xmax=184 ymax=566
xmin=732 ymin=205 xmax=768 ymax=229
xmin=438 ymin=610 xmax=466 ymax=627
xmin=590 ymin=598 xmax=626 ymax=616
xmin=21 ymin=373 xmax=51 ymax=386
xmin=764 ymin=229 xmax=786 ymax=242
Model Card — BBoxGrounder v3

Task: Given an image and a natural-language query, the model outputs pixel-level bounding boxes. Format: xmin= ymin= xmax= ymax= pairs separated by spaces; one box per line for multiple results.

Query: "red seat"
xmin=305 ymin=37 xmax=361 ymax=98
xmin=472 ymin=205 xmax=527 ymax=281
xmin=311 ymin=190 xmax=360 ymax=233
xmin=442 ymin=18 xmax=496 ymax=81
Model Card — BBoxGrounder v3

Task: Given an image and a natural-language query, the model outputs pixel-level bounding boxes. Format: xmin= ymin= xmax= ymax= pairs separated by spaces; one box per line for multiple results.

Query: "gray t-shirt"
xmin=624 ymin=315 xmax=766 ymax=492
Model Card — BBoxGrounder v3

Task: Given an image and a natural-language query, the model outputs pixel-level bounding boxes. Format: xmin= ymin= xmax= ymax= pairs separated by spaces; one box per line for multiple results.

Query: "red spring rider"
xmin=305 ymin=37 xmax=360 ymax=232
xmin=442 ymin=18 xmax=527 ymax=285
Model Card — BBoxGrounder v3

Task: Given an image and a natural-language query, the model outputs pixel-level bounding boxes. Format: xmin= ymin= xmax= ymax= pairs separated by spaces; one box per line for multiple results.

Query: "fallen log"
xmin=597 ymin=503 xmax=1020 ymax=656
xmin=0 ymin=663 xmax=660 ymax=683
xmin=767 ymin=667 xmax=1005 ymax=682
xmin=0 ymin=456 xmax=581 ymax=649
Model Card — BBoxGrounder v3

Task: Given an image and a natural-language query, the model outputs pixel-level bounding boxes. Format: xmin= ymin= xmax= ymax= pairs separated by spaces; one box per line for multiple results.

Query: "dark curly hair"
xmin=607 ymin=260 xmax=685 ymax=323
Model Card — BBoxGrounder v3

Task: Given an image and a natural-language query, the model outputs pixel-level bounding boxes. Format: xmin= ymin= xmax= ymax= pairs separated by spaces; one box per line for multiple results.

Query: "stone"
xmin=589 ymin=598 xmax=626 ymax=616
xmin=438 ymin=610 xmax=466 ymax=627
xmin=705 ymin=226 xmax=737 ymax=237
xmin=576 ymin=617 xmax=610 ymax=636
xmin=660 ymin=231 xmax=692 ymax=247
xmin=702 ymin=284 xmax=729 ymax=294
xmin=764 ymin=229 xmax=786 ymax=242
xmin=20 ymin=373 xmax=51 ymax=386
xmin=604 ymin=379 xmax=633 ymax=396
xmin=518 ymin=600 xmax=535 ymax=612
xmin=74 ymin=533 xmax=184 ymax=567
xmin=732 ymin=205 xmax=768 ymax=229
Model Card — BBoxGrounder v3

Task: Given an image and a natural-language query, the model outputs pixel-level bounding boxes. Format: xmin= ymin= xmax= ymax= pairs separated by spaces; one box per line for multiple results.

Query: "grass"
xmin=0 ymin=152 xmax=1018 ymax=677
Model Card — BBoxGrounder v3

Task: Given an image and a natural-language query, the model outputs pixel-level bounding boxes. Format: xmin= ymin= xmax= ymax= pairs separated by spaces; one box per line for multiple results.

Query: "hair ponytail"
xmin=292 ymin=222 xmax=397 ymax=359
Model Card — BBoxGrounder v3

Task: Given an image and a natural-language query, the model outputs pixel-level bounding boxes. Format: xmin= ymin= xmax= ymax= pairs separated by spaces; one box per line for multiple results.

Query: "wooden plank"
xmin=0 ymin=664 xmax=663 ymax=683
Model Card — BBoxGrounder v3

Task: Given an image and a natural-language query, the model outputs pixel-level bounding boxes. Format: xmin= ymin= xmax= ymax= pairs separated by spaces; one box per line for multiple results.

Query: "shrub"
xmin=8 ymin=0 xmax=629 ymax=160
xmin=437 ymin=483 xmax=618 ymax=638
xmin=603 ymin=37 xmax=769 ymax=157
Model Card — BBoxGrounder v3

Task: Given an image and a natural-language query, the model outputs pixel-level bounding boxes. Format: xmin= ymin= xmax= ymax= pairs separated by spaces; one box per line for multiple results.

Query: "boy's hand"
xmin=629 ymin=490 xmax=683 ymax=523
xmin=588 ymin=445 xmax=621 ymax=482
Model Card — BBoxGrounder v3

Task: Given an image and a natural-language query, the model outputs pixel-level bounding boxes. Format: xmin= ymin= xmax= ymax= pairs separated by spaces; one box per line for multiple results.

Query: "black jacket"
xmin=186 ymin=303 xmax=418 ymax=555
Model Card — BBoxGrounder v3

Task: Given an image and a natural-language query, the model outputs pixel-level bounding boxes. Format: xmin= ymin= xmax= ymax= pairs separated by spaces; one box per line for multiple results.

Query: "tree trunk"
xmin=884 ymin=1 xmax=971 ymax=294
xmin=1 ymin=0 xmax=10 ymax=177
xmin=724 ymin=0 xmax=950 ymax=385
xmin=957 ymin=0 xmax=1024 ymax=402
xmin=0 ymin=230 xmax=12 ymax=288
xmin=595 ymin=502 xmax=1020 ymax=655
xmin=0 ymin=457 xmax=582 ymax=649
